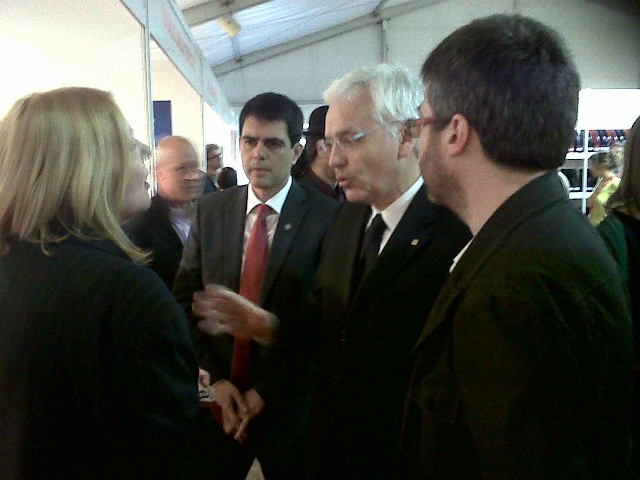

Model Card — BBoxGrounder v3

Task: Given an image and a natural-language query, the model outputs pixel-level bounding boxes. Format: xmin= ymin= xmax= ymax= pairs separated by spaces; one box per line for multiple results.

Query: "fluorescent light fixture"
xmin=217 ymin=14 xmax=241 ymax=37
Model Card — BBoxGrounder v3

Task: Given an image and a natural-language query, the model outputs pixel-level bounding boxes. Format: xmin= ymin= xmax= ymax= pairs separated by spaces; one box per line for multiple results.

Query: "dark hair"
xmin=422 ymin=14 xmax=580 ymax=171
xmin=291 ymin=148 xmax=308 ymax=180
xmin=217 ymin=167 xmax=238 ymax=189
xmin=608 ymin=115 xmax=640 ymax=214
xmin=239 ymin=92 xmax=303 ymax=147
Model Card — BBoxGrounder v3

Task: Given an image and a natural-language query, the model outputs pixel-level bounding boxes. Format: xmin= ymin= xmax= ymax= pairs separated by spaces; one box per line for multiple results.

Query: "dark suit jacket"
xmin=302 ymin=185 xmax=471 ymax=480
xmin=173 ymin=180 xmax=339 ymax=409
xmin=298 ymin=168 xmax=344 ymax=202
xmin=400 ymin=173 xmax=634 ymax=479
xmin=0 ymin=237 xmax=219 ymax=480
xmin=125 ymin=195 xmax=185 ymax=290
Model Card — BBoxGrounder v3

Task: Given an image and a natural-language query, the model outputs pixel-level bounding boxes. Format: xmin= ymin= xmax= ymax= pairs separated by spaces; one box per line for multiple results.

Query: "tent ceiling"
xmin=176 ymin=0 xmax=640 ymax=74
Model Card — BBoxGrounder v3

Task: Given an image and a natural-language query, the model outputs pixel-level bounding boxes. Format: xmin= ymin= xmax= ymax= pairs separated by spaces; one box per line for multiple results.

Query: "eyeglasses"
xmin=318 ymin=122 xmax=396 ymax=155
xmin=405 ymin=117 xmax=446 ymax=138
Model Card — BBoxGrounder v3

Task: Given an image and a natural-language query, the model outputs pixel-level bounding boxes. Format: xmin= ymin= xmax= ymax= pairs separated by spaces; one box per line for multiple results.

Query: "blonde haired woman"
xmin=0 ymin=87 xmax=216 ymax=479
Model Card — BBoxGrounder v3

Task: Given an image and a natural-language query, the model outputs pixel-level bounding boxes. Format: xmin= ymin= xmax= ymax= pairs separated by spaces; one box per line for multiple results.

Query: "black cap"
xmin=303 ymin=105 xmax=329 ymax=137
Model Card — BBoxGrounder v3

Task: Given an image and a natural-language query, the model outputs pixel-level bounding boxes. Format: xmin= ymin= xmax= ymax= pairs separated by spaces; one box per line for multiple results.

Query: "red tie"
xmin=230 ymin=203 xmax=272 ymax=392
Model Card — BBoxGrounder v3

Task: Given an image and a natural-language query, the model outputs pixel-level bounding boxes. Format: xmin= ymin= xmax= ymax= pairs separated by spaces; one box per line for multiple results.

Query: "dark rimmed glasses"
xmin=405 ymin=117 xmax=446 ymax=138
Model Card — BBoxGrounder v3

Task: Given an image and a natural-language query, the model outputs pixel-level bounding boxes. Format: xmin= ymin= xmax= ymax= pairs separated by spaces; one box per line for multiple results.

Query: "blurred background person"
xmin=597 ymin=114 xmax=640 ymax=474
xmin=0 ymin=87 xmax=217 ymax=479
xmin=217 ymin=166 xmax=238 ymax=190
xmin=297 ymin=105 xmax=345 ymax=202
xmin=206 ymin=143 xmax=223 ymax=191
xmin=126 ymin=135 xmax=204 ymax=289
xmin=588 ymin=150 xmax=622 ymax=226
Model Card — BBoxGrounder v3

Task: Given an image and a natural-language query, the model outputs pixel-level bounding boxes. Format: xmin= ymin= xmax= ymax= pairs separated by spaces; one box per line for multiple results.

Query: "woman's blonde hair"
xmin=0 ymin=87 xmax=147 ymax=262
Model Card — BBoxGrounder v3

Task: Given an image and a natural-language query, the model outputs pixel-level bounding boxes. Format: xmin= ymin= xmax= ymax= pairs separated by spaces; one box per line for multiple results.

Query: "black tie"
xmin=360 ymin=213 xmax=387 ymax=276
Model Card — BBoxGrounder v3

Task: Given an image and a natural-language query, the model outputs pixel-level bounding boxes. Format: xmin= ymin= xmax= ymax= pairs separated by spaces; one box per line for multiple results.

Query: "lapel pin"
xmin=284 ymin=223 xmax=292 ymax=231
xmin=411 ymin=239 xmax=419 ymax=246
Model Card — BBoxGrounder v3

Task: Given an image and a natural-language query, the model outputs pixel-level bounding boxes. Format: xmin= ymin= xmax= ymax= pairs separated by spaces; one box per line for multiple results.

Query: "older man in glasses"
xmin=193 ymin=64 xmax=470 ymax=479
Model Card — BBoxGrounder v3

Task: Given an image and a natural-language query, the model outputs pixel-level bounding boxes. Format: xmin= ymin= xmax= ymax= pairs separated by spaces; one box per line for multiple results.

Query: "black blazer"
xmin=125 ymin=195 xmax=185 ymax=289
xmin=0 ymin=237 xmax=219 ymax=480
xmin=303 ymin=185 xmax=471 ymax=480
xmin=173 ymin=180 xmax=339 ymax=406
xmin=400 ymin=173 xmax=634 ymax=479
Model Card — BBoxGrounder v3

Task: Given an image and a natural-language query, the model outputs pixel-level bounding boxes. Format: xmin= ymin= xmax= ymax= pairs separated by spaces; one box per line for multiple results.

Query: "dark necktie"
xmin=230 ymin=203 xmax=272 ymax=392
xmin=360 ymin=213 xmax=387 ymax=277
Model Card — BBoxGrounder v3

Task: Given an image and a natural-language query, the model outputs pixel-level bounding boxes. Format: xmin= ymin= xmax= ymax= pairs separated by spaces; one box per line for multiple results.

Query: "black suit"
xmin=173 ymin=180 xmax=339 ymax=480
xmin=125 ymin=195 xmax=185 ymax=289
xmin=300 ymin=185 xmax=471 ymax=479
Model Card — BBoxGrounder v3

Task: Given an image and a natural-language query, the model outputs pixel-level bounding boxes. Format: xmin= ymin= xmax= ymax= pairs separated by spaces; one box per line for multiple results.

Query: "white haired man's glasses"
xmin=318 ymin=122 xmax=401 ymax=156
xmin=318 ymin=117 xmax=445 ymax=155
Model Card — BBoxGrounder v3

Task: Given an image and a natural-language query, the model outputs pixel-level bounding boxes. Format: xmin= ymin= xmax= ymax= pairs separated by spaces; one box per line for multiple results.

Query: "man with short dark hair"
xmin=173 ymin=92 xmax=339 ymax=480
xmin=399 ymin=14 xmax=634 ymax=479
xmin=217 ymin=166 xmax=238 ymax=190
xmin=125 ymin=135 xmax=204 ymax=289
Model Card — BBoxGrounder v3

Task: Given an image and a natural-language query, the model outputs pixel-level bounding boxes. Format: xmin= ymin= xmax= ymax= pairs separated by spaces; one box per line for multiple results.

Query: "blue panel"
xmin=153 ymin=100 xmax=172 ymax=146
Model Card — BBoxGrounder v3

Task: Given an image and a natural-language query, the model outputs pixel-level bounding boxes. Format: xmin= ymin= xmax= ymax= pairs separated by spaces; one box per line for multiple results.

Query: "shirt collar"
xmin=246 ymin=176 xmax=292 ymax=215
xmin=167 ymin=203 xmax=195 ymax=222
xmin=369 ymin=177 xmax=424 ymax=232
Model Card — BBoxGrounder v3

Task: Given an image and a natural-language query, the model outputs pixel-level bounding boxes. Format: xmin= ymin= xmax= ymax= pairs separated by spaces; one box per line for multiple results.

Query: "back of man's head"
xmin=218 ymin=167 xmax=238 ymax=189
xmin=239 ymin=92 xmax=303 ymax=147
xmin=422 ymin=14 xmax=580 ymax=171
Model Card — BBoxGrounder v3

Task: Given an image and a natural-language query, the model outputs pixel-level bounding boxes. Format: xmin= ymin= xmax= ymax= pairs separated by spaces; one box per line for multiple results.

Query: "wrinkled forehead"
xmin=326 ymin=95 xmax=376 ymax=135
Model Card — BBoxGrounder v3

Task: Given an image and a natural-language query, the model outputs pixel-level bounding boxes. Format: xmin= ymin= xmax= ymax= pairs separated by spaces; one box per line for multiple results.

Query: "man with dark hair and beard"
xmin=399 ymin=14 xmax=634 ymax=479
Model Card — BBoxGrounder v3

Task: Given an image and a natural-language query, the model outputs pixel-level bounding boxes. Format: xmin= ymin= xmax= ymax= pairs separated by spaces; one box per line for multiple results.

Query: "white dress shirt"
xmin=242 ymin=176 xmax=292 ymax=268
xmin=368 ymin=177 xmax=424 ymax=254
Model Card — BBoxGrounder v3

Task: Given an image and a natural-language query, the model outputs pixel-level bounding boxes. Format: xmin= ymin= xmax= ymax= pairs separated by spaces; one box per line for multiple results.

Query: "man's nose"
xmin=250 ymin=142 xmax=268 ymax=160
xmin=328 ymin=147 xmax=345 ymax=169
xmin=186 ymin=169 xmax=203 ymax=181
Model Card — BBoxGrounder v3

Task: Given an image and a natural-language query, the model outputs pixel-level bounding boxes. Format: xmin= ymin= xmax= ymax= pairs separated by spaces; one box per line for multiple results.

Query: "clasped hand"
xmin=213 ymin=380 xmax=265 ymax=443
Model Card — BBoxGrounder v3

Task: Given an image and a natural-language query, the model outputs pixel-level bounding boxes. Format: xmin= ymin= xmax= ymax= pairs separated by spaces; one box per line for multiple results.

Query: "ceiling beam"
xmin=183 ymin=0 xmax=271 ymax=27
xmin=213 ymin=0 xmax=444 ymax=76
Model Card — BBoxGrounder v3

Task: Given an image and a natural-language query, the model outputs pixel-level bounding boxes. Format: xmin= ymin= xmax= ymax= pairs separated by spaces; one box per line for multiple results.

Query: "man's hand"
xmin=213 ymin=380 xmax=249 ymax=436
xmin=234 ymin=388 xmax=266 ymax=444
xmin=193 ymin=285 xmax=279 ymax=344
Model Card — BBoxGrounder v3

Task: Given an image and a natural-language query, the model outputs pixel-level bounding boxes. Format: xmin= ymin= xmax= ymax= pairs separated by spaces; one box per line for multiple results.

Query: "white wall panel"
xmin=218 ymin=26 xmax=382 ymax=106
xmin=216 ymin=0 xmax=640 ymax=109
xmin=0 ymin=0 xmax=148 ymax=139
xmin=151 ymin=45 xmax=204 ymax=162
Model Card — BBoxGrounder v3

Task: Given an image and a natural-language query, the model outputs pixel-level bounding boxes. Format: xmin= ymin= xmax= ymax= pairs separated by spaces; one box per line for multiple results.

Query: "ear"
xmin=292 ymin=142 xmax=303 ymax=164
xmin=444 ymin=113 xmax=471 ymax=156
xmin=316 ymin=139 xmax=328 ymax=158
xmin=397 ymin=125 xmax=416 ymax=159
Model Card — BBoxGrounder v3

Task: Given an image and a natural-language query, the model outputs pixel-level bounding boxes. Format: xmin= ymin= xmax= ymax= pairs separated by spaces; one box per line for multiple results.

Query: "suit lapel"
xmin=223 ymin=186 xmax=248 ymax=291
xmin=259 ymin=182 xmax=307 ymax=304
xmin=349 ymin=186 xmax=437 ymax=314
xmin=150 ymin=196 xmax=183 ymax=250
xmin=413 ymin=173 xmax=568 ymax=350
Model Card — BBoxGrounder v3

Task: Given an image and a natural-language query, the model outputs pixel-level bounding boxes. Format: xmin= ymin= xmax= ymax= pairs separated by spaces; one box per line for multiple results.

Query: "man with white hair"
xmin=193 ymin=64 xmax=471 ymax=479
